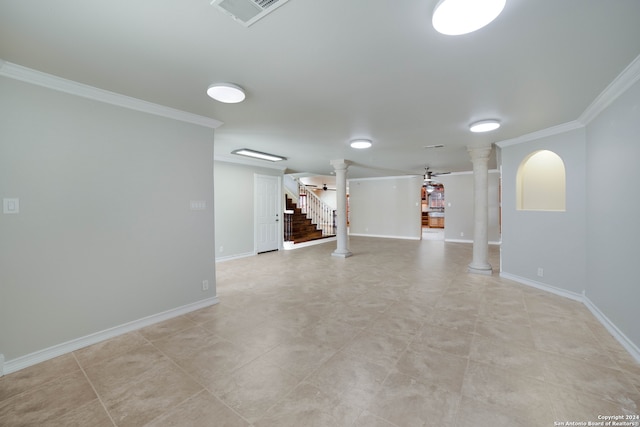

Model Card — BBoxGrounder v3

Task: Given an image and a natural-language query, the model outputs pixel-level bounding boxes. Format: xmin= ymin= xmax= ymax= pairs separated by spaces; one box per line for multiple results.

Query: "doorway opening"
xmin=421 ymin=182 xmax=445 ymax=240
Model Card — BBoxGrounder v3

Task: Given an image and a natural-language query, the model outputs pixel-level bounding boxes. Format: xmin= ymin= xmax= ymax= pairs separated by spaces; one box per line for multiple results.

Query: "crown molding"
xmin=496 ymin=53 xmax=640 ymax=148
xmin=494 ymin=120 xmax=584 ymax=148
xmin=579 ymin=53 xmax=640 ymax=125
xmin=0 ymin=61 xmax=222 ymax=129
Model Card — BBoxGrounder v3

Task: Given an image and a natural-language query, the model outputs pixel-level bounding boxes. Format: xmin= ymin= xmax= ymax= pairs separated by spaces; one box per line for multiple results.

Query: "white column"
xmin=331 ymin=159 xmax=352 ymax=258
xmin=467 ymin=146 xmax=493 ymax=275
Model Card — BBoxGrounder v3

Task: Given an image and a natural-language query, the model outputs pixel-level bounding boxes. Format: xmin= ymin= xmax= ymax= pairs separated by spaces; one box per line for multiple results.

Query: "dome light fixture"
xmin=469 ymin=119 xmax=501 ymax=133
xmin=432 ymin=0 xmax=506 ymax=36
xmin=350 ymin=139 xmax=372 ymax=149
xmin=206 ymin=83 xmax=246 ymax=103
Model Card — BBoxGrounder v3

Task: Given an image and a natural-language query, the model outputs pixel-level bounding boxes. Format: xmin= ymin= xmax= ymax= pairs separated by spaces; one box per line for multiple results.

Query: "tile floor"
xmin=1 ymin=237 xmax=639 ymax=426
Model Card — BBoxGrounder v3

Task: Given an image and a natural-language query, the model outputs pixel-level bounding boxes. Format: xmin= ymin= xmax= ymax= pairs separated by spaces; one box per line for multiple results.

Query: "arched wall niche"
xmin=516 ymin=150 xmax=566 ymax=211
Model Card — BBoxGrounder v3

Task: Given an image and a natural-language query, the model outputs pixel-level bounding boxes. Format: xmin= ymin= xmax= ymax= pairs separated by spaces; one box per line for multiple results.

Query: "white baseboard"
xmin=499 ymin=272 xmax=584 ymax=302
xmin=349 ymin=233 xmax=421 ymax=241
xmin=500 ymin=272 xmax=640 ymax=364
xmin=582 ymin=295 xmax=640 ymax=364
xmin=444 ymin=238 xmax=473 ymax=244
xmin=2 ymin=297 xmax=219 ymax=376
xmin=444 ymin=239 xmax=502 ymax=245
xmin=215 ymin=252 xmax=255 ymax=263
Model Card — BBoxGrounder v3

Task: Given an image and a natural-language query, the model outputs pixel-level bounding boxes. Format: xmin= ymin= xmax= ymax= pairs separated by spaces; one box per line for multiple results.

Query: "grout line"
xmin=71 ymin=352 xmax=118 ymax=427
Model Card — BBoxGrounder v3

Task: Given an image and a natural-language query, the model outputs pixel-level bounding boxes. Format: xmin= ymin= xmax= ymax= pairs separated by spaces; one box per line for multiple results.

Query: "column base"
xmin=468 ymin=263 xmax=493 ymax=275
xmin=332 ymin=250 xmax=353 ymax=258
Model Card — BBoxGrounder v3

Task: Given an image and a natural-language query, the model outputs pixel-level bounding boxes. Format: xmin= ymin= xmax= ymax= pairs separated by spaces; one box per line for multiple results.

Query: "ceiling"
xmin=2 ymin=0 xmax=640 ymax=179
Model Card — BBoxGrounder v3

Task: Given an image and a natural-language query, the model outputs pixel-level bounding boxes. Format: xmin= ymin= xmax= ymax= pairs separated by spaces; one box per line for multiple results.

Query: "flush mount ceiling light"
xmin=350 ymin=139 xmax=372 ymax=149
xmin=432 ymin=0 xmax=506 ymax=35
xmin=207 ymin=83 xmax=246 ymax=103
xmin=232 ymin=148 xmax=286 ymax=162
xmin=469 ymin=119 xmax=501 ymax=133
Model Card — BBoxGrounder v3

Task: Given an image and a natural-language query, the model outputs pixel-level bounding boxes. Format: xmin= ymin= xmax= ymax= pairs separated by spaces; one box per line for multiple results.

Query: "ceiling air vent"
xmin=211 ymin=0 xmax=291 ymax=27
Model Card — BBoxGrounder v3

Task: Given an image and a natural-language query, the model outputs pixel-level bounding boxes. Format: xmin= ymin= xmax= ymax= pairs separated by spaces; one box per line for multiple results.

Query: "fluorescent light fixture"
xmin=207 ymin=83 xmax=246 ymax=103
xmin=469 ymin=119 xmax=501 ymax=133
xmin=350 ymin=139 xmax=372 ymax=149
xmin=432 ymin=0 xmax=506 ymax=36
xmin=231 ymin=148 xmax=286 ymax=162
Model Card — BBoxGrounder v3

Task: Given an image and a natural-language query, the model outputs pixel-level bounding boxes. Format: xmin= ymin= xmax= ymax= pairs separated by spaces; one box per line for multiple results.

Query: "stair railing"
xmin=299 ymin=184 xmax=336 ymax=236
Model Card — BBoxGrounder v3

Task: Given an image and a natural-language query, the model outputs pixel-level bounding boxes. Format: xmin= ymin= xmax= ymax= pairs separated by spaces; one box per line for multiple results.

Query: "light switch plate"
xmin=3 ymin=198 xmax=19 ymax=214
xmin=190 ymin=200 xmax=206 ymax=211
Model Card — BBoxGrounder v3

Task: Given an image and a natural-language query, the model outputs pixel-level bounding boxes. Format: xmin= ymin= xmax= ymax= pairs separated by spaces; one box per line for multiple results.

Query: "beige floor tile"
xmin=0 ymin=371 xmax=96 ymax=426
xmin=0 ymin=354 xmax=79 ymax=403
xmin=353 ymin=410 xmax=399 ymax=427
xmin=542 ymin=353 xmax=640 ymax=413
xmin=395 ymin=347 xmax=468 ymax=394
xmin=410 ymin=323 xmax=474 ymax=357
xmin=296 ymin=317 xmax=363 ymax=349
xmin=41 ymin=399 xmax=113 ymax=427
xmin=548 ymin=385 xmax=639 ymax=422
xmin=100 ymin=359 xmax=203 ymax=427
xmin=424 ymin=306 xmax=478 ymax=332
xmin=146 ymin=390 xmax=250 ymax=427
xmin=306 ymin=350 xmax=389 ymax=408
xmin=461 ymin=361 xmax=553 ymax=418
xmin=455 ymin=395 xmax=554 ymax=427
xmin=367 ymin=372 xmax=460 ymax=427
xmin=73 ymin=331 xmax=149 ymax=368
xmin=208 ymin=355 xmax=301 ymax=423
xmin=532 ymin=323 xmax=615 ymax=365
xmin=81 ymin=342 xmax=167 ymax=397
xmin=4 ymin=237 xmax=639 ymax=426
xmin=256 ymin=337 xmax=338 ymax=380
xmin=254 ymin=382 xmax=363 ymax=427
xmin=474 ymin=316 xmax=536 ymax=349
xmin=469 ymin=334 xmax=547 ymax=381
xmin=137 ymin=315 xmax=198 ymax=342
xmin=343 ymin=329 xmax=410 ymax=369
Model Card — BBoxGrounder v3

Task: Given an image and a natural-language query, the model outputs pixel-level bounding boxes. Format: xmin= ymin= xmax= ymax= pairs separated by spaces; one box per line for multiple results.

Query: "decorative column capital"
xmin=330 ymin=159 xmax=353 ymax=170
xmin=466 ymin=146 xmax=493 ymax=163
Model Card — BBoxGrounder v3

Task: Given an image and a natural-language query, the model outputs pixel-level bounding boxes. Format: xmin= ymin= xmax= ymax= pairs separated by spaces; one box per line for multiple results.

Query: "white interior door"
xmin=255 ymin=174 xmax=281 ymax=253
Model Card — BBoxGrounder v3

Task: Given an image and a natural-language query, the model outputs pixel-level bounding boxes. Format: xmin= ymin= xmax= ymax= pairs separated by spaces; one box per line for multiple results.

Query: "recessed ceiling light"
xmin=350 ymin=139 xmax=372 ymax=149
xmin=432 ymin=0 xmax=506 ymax=36
xmin=207 ymin=83 xmax=246 ymax=103
xmin=231 ymin=148 xmax=286 ymax=162
xmin=469 ymin=119 xmax=501 ymax=133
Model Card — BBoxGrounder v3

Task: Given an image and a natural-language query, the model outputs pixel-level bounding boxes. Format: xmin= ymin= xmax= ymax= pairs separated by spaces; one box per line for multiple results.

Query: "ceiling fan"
xmin=424 ymin=167 xmax=450 ymax=183
xmin=305 ymin=183 xmax=336 ymax=191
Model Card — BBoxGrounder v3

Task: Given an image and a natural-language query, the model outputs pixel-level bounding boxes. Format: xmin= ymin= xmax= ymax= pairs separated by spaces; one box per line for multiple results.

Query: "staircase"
xmin=285 ymin=196 xmax=334 ymax=244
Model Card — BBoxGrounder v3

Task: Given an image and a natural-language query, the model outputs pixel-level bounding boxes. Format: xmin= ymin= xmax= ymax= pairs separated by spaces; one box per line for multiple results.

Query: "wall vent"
xmin=211 ymin=0 xmax=291 ymax=27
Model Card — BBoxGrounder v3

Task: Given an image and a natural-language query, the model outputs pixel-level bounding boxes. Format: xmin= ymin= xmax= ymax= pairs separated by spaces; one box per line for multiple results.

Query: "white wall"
xmin=348 ymin=175 xmax=423 ymax=240
xmin=437 ymin=171 xmax=501 ymax=244
xmin=585 ymin=78 xmax=640 ymax=349
xmin=0 ymin=76 xmax=216 ymax=364
xmin=499 ymin=127 xmax=587 ymax=293
xmin=214 ymin=161 xmax=283 ymax=260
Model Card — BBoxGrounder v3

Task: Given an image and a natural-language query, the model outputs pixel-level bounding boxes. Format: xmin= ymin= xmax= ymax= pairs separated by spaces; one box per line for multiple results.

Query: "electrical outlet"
xmin=202 ymin=280 xmax=209 ymax=291
xmin=537 ymin=267 xmax=544 ymax=277
xmin=460 ymin=232 xmax=464 ymax=237
xmin=219 ymin=246 xmax=224 ymax=252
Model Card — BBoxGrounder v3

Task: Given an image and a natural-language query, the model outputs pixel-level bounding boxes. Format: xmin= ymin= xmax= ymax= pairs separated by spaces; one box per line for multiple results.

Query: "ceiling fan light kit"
xmin=469 ymin=119 xmax=501 ymax=133
xmin=207 ymin=83 xmax=246 ymax=103
xmin=432 ymin=0 xmax=506 ymax=36
xmin=350 ymin=139 xmax=372 ymax=149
